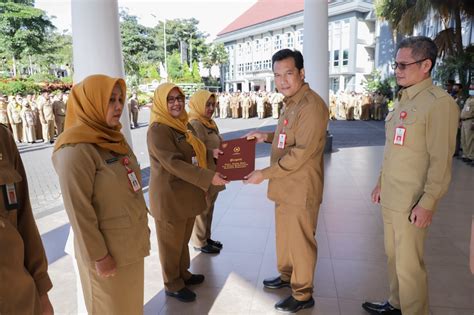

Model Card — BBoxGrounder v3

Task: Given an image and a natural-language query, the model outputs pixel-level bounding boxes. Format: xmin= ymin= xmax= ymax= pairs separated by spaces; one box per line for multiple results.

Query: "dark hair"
xmin=272 ymin=49 xmax=304 ymax=71
xmin=397 ymin=36 xmax=438 ymax=72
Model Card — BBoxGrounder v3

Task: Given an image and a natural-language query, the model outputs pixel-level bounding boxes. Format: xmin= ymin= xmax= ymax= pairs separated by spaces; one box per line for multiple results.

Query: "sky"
xmin=35 ymin=0 xmax=258 ymax=41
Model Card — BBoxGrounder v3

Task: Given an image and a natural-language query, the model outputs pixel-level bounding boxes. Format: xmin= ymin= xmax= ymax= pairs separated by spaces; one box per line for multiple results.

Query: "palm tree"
xmin=375 ymin=0 xmax=473 ymax=88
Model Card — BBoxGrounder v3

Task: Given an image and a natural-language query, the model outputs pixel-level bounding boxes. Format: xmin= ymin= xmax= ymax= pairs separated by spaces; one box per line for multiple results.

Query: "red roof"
xmin=217 ymin=0 xmax=304 ymax=37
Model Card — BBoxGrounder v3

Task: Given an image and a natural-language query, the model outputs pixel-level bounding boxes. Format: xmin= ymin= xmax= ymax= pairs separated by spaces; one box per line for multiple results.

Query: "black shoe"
xmin=362 ymin=301 xmax=401 ymax=314
xmin=184 ymin=274 xmax=205 ymax=285
xmin=207 ymin=238 xmax=223 ymax=249
xmin=462 ymin=157 xmax=471 ymax=162
xmin=274 ymin=296 xmax=314 ymax=313
xmin=194 ymin=244 xmax=220 ymax=254
xmin=263 ymin=276 xmax=291 ymax=289
xmin=165 ymin=287 xmax=196 ymax=302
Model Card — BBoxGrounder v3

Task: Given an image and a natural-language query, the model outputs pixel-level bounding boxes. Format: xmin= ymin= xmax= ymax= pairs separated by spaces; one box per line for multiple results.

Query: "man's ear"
xmin=422 ymin=59 xmax=432 ymax=74
xmin=300 ymin=68 xmax=305 ymax=80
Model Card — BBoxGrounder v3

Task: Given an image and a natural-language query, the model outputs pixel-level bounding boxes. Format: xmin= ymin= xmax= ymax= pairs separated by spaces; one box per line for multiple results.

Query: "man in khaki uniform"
xmin=219 ymin=92 xmax=229 ymax=118
xmin=363 ymin=37 xmax=459 ymax=315
xmin=0 ymin=124 xmax=54 ymax=314
xmin=52 ymin=93 xmax=66 ymax=135
xmin=270 ymin=92 xmax=284 ymax=119
xmin=128 ymin=92 xmax=139 ymax=129
xmin=460 ymin=95 xmax=474 ymax=164
xmin=245 ymin=49 xmax=328 ymax=313
xmin=38 ymin=92 xmax=55 ymax=143
xmin=241 ymin=92 xmax=251 ymax=119
xmin=373 ymin=92 xmax=385 ymax=120
xmin=360 ymin=92 xmax=372 ymax=121
xmin=7 ymin=94 xmax=23 ymax=142
xmin=229 ymin=92 xmax=240 ymax=118
xmin=346 ymin=92 xmax=356 ymax=120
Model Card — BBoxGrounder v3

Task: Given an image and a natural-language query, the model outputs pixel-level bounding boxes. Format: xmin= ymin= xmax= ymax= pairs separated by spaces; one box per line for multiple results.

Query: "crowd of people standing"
xmin=0 ymin=92 xmax=68 ymax=144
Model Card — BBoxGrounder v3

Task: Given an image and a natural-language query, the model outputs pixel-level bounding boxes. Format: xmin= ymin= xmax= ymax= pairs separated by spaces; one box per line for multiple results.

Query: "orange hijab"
xmin=188 ymin=89 xmax=218 ymax=131
xmin=53 ymin=74 xmax=128 ymax=154
xmin=150 ymin=83 xmax=208 ymax=169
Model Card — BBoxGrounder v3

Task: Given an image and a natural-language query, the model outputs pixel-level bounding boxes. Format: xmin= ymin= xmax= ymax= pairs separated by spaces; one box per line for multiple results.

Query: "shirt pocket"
xmin=0 ymin=168 xmax=22 ymax=227
xmin=99 ymin=214 xmax=132 ymax=230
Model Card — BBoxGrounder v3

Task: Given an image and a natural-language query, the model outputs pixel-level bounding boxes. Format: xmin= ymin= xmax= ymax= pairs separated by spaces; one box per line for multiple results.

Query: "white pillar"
xmin=243 ymin=79 xmax=249 ymax=92
xmin=303 ymin=0 xmax=329 ymax=106
xmin=71 ymin=0 xmax=132 ymax=147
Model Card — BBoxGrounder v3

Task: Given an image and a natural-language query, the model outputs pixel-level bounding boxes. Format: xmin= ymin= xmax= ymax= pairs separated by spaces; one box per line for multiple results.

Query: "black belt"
xmin=461 ymin=117 xmax=473 ymax=121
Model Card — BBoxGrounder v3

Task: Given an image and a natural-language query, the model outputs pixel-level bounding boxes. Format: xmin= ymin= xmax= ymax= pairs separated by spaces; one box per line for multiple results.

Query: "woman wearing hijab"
xmin=52 ymin=74 xmax=150 ymax=314
xmin=147 ymin=83 xmax=228 ymax=302
xmin=188 ymin=90 xmax=225 ymax=254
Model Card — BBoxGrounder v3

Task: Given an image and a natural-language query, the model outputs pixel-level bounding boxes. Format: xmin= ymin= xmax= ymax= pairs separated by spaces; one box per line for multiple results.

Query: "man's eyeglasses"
xmin=391 ymin=58 xmax=428 ymax=70
xmin=167 ymin=96 xmax=185 ymax=104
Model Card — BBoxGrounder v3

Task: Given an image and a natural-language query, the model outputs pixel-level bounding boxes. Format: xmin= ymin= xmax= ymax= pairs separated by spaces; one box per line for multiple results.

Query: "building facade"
xmin=215 ymin=0 xmax=375 ymax=93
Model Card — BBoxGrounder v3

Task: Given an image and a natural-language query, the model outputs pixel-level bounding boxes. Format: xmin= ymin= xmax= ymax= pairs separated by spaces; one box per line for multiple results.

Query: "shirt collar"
xmin=399 ymin=77 xmax=433 ymax=101
xmin=284 ymin=83 xmax=309 ymax=107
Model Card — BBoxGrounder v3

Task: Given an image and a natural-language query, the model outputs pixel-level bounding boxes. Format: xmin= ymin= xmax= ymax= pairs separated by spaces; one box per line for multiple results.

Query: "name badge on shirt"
xmin=277 ymin=133 xmax=287 ymax=149
xmin=2 ymin=184 xmax=19 ymax=210
xmin=393 ymin=126 xmax=406 ymax=146
xmin=127 ymin=170 xmax=141 ymax=192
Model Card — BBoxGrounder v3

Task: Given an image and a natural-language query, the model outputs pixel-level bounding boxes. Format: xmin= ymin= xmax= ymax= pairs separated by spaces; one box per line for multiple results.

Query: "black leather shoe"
xmin=263 ymin=276 xmax=291 ymax=289
xmin=165 ymin=287 xmax=196 ymax=302
xmin=207 ymin=238 xmax=223 ymax=249
xmin=362 ymin=301 xmax=401 ymax=314
xmin=194 ymin=244 xmax=220 ymax=254
xmin=184 ymin=274 xmax=205 ymax=285
xmin=274 ymin=296 xmax=314 ymax=313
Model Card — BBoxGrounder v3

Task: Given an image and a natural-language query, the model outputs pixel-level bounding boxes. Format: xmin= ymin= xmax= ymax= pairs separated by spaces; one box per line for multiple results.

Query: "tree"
xmin=191 ymin=60 xmax=201 ymax=83
xmin=203 ymin=42 xmax=229 ymax=80
xmin=0 ymin=1 xmax=55 ymax=76
xmin=119 ymin=10 xmax=156 ymax=83
xmin=375 ymin=0 xmax=474 ymax=89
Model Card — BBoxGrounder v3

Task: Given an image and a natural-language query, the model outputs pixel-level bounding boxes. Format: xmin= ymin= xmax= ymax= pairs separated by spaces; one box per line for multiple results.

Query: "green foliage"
xmin=167 ymin=52 xmax=183 ymax=82
xmin=0 ymin=78 xmax=40 ymax=95
xmin=191 ymin=61 xmax=201 ymax=83
xmin=434 ymin=48 xmax=473 ymax=95
xmin=363 ymin=70 xmax=396 ymax=97
xmin=0 ymin=2 xmax=55 ymax=60
xmin=119 ymin=10 xmax=157 ymax=79
xmin=181 ymin=62 xmax=193 ymax=82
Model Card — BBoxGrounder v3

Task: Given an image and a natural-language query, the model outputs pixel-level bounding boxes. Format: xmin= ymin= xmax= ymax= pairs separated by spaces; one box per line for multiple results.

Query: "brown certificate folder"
xmin=216 ymin=138 xmax=256 ymax=181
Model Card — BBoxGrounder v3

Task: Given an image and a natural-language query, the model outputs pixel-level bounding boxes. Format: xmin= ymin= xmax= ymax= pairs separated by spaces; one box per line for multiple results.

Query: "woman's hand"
xmin=242 ymin=131 xmax=268 ymax=143
xmin=95 ymin=253 xmax=117 ymax=278
xmin=212 ymin=172 xmax=229 ymax=186
xmin=212 ymin=148 xmax=223 ymax=159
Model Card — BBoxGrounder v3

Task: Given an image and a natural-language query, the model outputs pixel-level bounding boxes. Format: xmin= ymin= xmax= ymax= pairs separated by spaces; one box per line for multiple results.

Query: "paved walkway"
xmin=21 ymin=109 xmax=473 ymax=314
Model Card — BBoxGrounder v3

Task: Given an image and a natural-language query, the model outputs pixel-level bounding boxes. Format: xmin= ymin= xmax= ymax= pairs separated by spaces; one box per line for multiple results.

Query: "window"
xmin=245 ymin=62 xmax=252 ymax=72
xmin=273 ymin=35 xmax=282 ymax=51
xmin=286 ymin=33 xmax=294 ymax=48
xmin=333 ymin=50 xmax=340 ymax=67
xmin=264 ymin=37 xmax=270 ymax=52
xmin=255 ymin=39 xmax=261 ymax=53
xmin=246 ymin=42 xmax=251 ymax=55
xmin=238 ymin=63 xmax=244 ymax=76
xmin=298 ymin=29 xmax=304 ymax=46
xmin=342 ymin=49 xmax=349 ymax=66
xmin=238 ymin=44 xmax=242 ymax=57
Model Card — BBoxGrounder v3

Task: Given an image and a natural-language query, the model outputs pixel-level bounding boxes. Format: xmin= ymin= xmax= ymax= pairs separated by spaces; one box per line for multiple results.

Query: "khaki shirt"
xmin=0 ymin=100 xmax=9 ymax=125
xmin=52 ymin=144 xmax=150 ymax=266
xmin=38 ymin=98 xmax=54 ymax=121
xmin=52 ymin=100 xmax=66 ymax=118
xmin=7 ymin=102 xmax=22 ymax=124
xmin=189 ymin=120 xmax=225 ymax=195
xmin=262 ymin=83 xmax=329 ymax=208
xmin=147 ymin=123 xmax=215 ymax=221
xmin=460 ymin=97 xmax=474 ymax=120
xmin=0 ymin=125 xmax=52 ymax=314
xmin=380 ymin=78 xmax=459 ymax=212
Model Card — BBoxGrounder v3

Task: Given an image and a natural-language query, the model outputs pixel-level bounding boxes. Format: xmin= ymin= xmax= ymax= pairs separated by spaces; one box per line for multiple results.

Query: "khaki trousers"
xmin=42 ymin=120 xmax=55 ymax=142
xmin=461 ymin=120 xmax=473 ymax=159
xmin=382 ymin=207 xmax=429 ymax=315
xmin=77 ymin=258 xmax=145 ymax=315
xmin=191 ymin=192 xmax=219 ymax=247
xmin=231 ymin=107 xmax=239 ymax=118
xmin=242 ymin=106 xmax=249 ymax=119
xmin=11 ymin=123 xmax=22 ymax=142
xmin=275 ymin=203 xmax=319 ymax=301
xmin=155 ymin=218 xmax=194 ymax=292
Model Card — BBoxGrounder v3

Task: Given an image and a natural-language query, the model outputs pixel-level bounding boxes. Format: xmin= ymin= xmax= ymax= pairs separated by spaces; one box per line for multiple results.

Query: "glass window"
xmin=298 ymin=29 xmax=304 ymax=46
xmin=274 ymin=35 xmax=282 ymax=51
xmin=333 ymin=50 xmax=339 ymax=67
xmin=255 ymin=40 xmax=261 ymax=53
xmin=264 ymin=37 xmax=270 ymax=52
xmin=287 ymin=33 xmax=294 ymax=48
xmin=343 ymin=49 xmax=349 ymax=66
